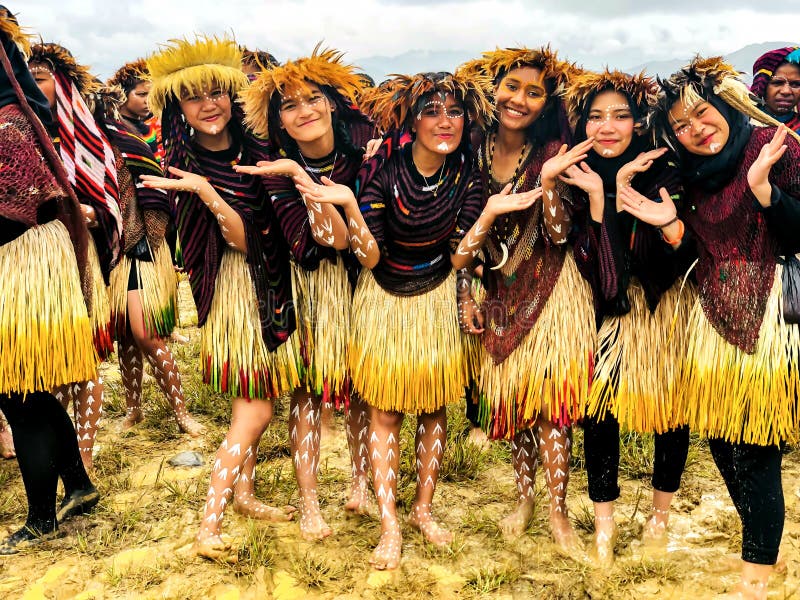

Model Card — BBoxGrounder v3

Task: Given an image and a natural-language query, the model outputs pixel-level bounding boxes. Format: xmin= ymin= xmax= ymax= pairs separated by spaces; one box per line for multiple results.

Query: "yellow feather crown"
xmin=108 ymin=58 xmax=149 ymax=91
xmin=241 ymin=44 xmax=363 ymax=139
xmin=146 ymin=35 xmax=249 ymax=117
xmin=0 ymin=6 xmax=31 ymax=57
xmin=565 ymin=69 xmax=657 ymax=128
xmin=358 ymin=71 xmax=494 ymax=133
xmin=29 ymin=42 xmax=97 ymax=97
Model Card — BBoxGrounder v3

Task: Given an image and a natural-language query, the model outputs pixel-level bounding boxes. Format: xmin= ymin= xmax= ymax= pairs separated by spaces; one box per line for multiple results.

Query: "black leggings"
xmin=708 ymin=438 xmax=784 ymax=565
xmin=583 ymin=413 xmax=690 ymax=503
xmin=0 ymin=391 xmax=93 ymax=532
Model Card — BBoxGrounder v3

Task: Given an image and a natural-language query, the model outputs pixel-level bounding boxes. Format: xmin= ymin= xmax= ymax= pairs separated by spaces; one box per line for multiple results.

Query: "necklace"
xmin=416 ymin=157 xmax=447 ymax=198
xmin=299 ymin=151 xmax=338 ymax=184
xmin=487 ymin=132 xmax=528 ymax=190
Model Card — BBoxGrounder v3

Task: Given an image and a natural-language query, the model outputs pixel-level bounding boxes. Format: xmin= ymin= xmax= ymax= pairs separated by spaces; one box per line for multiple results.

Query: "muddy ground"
xmin=0 ymin=281 xmax=798 ymax=600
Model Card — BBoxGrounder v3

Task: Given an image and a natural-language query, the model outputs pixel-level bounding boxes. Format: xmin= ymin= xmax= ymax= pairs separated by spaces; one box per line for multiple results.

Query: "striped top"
xmin=359 ymin=141 xmax=483 ymax=296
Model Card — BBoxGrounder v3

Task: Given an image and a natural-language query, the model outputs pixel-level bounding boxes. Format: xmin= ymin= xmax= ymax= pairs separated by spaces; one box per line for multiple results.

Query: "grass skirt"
xmin=349 ymin=269 xmax=473 ymax=414
xmin=586 ymin=279 xmax=695 ymax=434
xmin=87 ymin=238 xmax=113 ymax=359
xmin=680 ymin=265 xmax=799 ymax=446
xmin=476 ymin=252 xmax=596 ymax=440
xmin=200 ymin=250 xmax=300 ymax=400
xmin=291 ymin=256 xmax=351 ymax=407
xmin=108 ymin=241 xmax=177 ymax=340
xmin=0 ymin=220 xmax=97 ymax=394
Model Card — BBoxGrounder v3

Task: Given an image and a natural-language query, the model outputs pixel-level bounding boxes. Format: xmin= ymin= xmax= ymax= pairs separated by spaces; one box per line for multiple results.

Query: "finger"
xmin=580 ymin=161 xmax=594 ymax=173
xmin=320 ymin=176 xmax=337 ymax=187
xmin=167 ymin=166 xmax=188 ymax=177
xmin=558 ymin=174 xmax=574 ymax=185
xmin=558 ymin=143 xmax=568 ymax=155
xmin=233 ymin=165 xmax=258 ymax=174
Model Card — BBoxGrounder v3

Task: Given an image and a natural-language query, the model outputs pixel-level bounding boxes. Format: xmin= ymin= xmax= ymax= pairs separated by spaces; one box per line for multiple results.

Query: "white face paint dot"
xmin=601 ymin=149 xmax=614 ymax=156
xmin=709 ymin=142 xmax=721 ymax=153
xmin=437 ymin=142 xmax=449 ymax=152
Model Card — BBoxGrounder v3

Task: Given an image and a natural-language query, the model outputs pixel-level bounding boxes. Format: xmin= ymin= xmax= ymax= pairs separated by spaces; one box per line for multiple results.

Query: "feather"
xmin=29 ymin=42 xmax=97 ymax=98
xmin=146 ymin=35 xmax=249 ymax=117
xmin=0 ymin=6 xmax=31 ymax=57
xmin=108 ymin=58 xmax=149 ymax=91
xmin=241 ymin=42 xmax=364 ymax=139
xmin=565 ymin=69 xmax=658 ymax=129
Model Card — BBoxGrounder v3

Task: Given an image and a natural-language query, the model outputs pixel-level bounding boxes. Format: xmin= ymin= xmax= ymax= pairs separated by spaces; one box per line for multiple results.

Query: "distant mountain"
xmin=355 ymin=42 xmax=798 ymax=83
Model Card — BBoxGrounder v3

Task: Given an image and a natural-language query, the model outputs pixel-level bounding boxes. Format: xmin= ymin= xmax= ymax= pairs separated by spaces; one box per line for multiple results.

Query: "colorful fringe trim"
xmin=291 ymin=257 xmax=351 ymax=408
xmin=200 ymin=249 xmax=301 ymax=399
xmin=680 ymin=265 xmax=799 ymax=446
xmin=349 ymin=269 xmax=472 ymax=414
xmin=86 ymin=239 xmax=113 ymax=359
xmin=476 ymin=253 xmax=596 ymax=440
xmin=0 ymin=220 xmax=98 ymax=394
xmin=109 ymin=241 xmax=177 ymax=340
xmin=586 ymin=279 xmax=695 ymax=434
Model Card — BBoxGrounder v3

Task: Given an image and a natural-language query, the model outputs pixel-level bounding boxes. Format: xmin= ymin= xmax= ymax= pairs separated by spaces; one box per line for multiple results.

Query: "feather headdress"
xmin=146 ymin=35 xmax=249 ymax=117
xmin=242 ymin=44 xmax=363 ymax=139
xmin=457 ymin=46 xmax=579 ymax=95
xmin=656 ymin=55 xmax=800 ymax=143
xmin=358 ymin=71 xmax=494 ymax=133
xmin=90 ymin=83 xmax=125 ymax=121
xmin=29 ymin=42 xmax=97 ymax=97
xmin=0 ymin=5 xmax=30 ymax=57
xmin=565 ymin=69 xmax=657 ymax=131
xmin=108 ymin=58 xmax=149 ymax=93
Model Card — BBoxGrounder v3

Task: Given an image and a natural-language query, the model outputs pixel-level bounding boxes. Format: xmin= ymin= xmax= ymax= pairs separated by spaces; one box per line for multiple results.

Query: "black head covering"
xmin=0 ymin=5 xmax=52 ymax=127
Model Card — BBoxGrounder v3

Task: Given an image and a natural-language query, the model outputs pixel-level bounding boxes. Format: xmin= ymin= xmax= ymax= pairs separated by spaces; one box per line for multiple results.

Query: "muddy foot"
xmin=344 ymin=477 xmax=370 ymax=515
xmin=299 ymin=499 xmax=333 ymax=541
xmin=550 ymin=513 xmax=584 ymax=556
xmin=591 ymin=521 xmax=617 ymax=569
xmin=193 ymin=534 xmax=237 ymax=563
xmin=370 ymin=524 xmax=402 ymax=570
xmin=499 ymin=499 xmax=535 ymax=538
xmin=409 ymin=503 xmax=452 ymax=546
xmin=233 ymin=495 xmax=296 ymax=521
xmin=176 ymin=413 xmax=205 ymax=437
xmin=122 ymin=407 xmax=144 ymax=430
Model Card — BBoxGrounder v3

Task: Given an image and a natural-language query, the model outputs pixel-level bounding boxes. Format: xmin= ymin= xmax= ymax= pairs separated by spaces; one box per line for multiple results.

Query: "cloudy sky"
xmin=14 ymin=0 xmax=800 ymax=80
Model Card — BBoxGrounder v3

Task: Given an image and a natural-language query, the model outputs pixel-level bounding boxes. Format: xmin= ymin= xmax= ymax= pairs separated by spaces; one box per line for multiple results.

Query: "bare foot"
xmin=299 ymin=495 xmax=333 ymax=541
xmin=716 ymin=580 xmax=769 ymax=600
xmin=370 ymin=522 xmax=402 ymax=570
xmin=641 ymin=512 xmax=668 ymax=550
xmin=408 ymin=503 xmax=452 ymax=546
xmin=192 ymin=534 xmax=237 ymax=563
xmin=344 ymin=476 xmax=370 ymax=515
xmin=499 ymin=499 xmax=535 ymax=538
xmin=466 ymin=426 xmax=490 ymax=451
xmin=550 ymin=512 xmax=584 ymax=556
xmin=232 ymin=495 xmax=296 ymax=521
xmin=176 ymin=413 xmax=205 ymax=437
xmin=591 ymin=517 xmax=617 ymax=569
xmin=0 ymin=426 xmax=15 ymax=459
xmin=122 ymin=407 xmax=143 ymax=430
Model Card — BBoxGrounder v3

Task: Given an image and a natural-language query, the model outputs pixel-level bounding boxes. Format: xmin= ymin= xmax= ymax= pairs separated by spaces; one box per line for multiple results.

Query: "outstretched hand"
xmin=485 ymin=183 xmax=543 ymax=218
xmin=748 ymin=126 xmax=789 ymax=207
xmin=140 ymin=166 xmax=208 ymax=193
xmin=295 ymin=176 xmax=357 ymax=208
xmin=540 ymin=138 xmax=595 ymax=183
xmin=617 ymin=147 xmax=668 ymax=186
xmin=618 ymin=186 xmax=677 ymax=227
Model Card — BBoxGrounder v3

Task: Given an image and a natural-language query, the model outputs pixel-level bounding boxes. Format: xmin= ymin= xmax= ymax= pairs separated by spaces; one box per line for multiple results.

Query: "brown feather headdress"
xmin=146 ymin=35 xmax=249 ymax=117
xmin=241 ymin=44 xmax=363 ymax=139
xmin=456 ymin=46 xmax=580 ymax=96
xmin=655 ymin=55 xmax=800 ymax=143
xmin=565 ymin=69 xmax=657 ymax=130
xmin=108 ymin=58 xmax=149 ymax=93
xmin=29 ymin=42 xmax=97 ymax=97
xmin=358 ymin=70 xmax=494 ymax=133
xmin=0 ymin=6 xmax=31 ymax=57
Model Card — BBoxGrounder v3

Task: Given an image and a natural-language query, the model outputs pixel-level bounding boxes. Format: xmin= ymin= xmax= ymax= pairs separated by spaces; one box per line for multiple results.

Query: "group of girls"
xmin=1 ymin=6 xmax=798 ymax=598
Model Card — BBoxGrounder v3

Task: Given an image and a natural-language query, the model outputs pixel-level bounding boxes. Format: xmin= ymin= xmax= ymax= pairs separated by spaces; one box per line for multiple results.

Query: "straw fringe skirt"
xmin=201 ymin=250 xmax=301 ymax=400
xmin=85 ymin=238 xmax=113 ymax=359
xmin=586 ymin=278 xmax=696 ymax=433
xmin=108 ymin=241 xmax=177 ymax=340
xmin=477 ymin=253 xmax=596 ymax=440
xmin=680 ymin=265 xmax=799 ymax=446
xmin=349 ymin=269 xmax=473 ymax=414
xmin=291 ymin=256 xmax=351 ymax=406
xmin=0 ymin=220 xmax=98 ymax=394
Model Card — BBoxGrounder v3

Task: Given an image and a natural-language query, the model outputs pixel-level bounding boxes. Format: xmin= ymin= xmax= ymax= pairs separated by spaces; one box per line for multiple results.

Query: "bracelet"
xmin=656 ymin=215 xmax=679 ymax=229
xmin=660 ymin=218 xmax=684 ymax=245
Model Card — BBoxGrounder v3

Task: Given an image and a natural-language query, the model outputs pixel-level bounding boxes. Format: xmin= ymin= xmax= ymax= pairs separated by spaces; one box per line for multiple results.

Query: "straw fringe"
xmin=291 ymin=257 xmax=352 ymax=407
xmin=349 ymin=270 xmax=472 ymax=414
xmin=0 ymin=220 xmax=97 ymax=394
xmin=86 ymin=239 xmax=113 ymax=359
xmin=587 ymin=279 xmax=695 ymax=433
xmin=680 ymin=265 xmax=800 ymax=446
xmin=477 ymin=253 xmax=595 ymax=440
xmin=108 ymin=241 xmax=177 ymax=339
xmin=200 ymin=250 xmax=300 ymax=399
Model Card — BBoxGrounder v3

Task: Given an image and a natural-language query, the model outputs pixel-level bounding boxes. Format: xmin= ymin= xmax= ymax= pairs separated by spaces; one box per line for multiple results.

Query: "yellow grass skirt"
xmin=200 ymin=250 xmax=301 ymax=400
xmin=349 ymin=269 xmax=474 ymax=414
xmin=0 ymin=220 xmax=97 ymax=394
xmin=108 ymin=241 xmax=177 ymax=339
xmin=477 ymin=253 xmax=595 ymax=440
xmin=291 ymin=256 xmax=351 ymax=406
xmin=86 ymin=238 xmax=113 ymax=359
xmin=680 ymin=265 xmax=800 ymax=446
xmin=586 ymin=279 xmax=695 ymax=433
